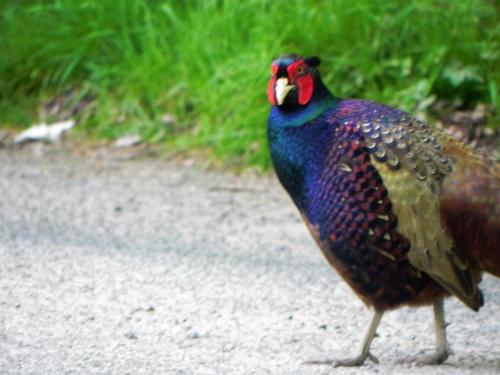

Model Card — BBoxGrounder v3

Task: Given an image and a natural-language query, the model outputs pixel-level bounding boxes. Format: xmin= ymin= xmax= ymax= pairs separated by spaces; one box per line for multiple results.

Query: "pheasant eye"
xmin=296 ymin=65 xmax=305 ymax=75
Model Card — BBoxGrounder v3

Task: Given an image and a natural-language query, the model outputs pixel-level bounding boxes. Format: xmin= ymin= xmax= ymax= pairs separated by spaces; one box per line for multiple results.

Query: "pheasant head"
xmin=267 ymin=54 xmax=322 ymax=108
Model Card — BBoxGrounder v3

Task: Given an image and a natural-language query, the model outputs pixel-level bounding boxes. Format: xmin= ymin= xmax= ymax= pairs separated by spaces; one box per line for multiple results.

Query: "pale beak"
xmin=275 ymin=77 xmax=295 ymax=105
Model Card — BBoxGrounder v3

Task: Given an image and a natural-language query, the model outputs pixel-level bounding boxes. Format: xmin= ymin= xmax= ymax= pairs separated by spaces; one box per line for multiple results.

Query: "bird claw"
xmin=303 ymin=352 xmax=378 ymax=367
xmin=331 ymin=352 xmax=379 ymax=367
xmin=416 ymin=349 xmax=449 ymax=366
xmin=302 ymin=359 xmax=335 ymax=365
xmin=396 ymin=348 xmax=449 ymax=366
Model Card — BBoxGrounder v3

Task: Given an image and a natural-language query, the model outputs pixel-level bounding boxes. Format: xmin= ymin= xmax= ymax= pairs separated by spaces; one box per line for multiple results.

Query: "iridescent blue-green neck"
xmin=267 ymin=79 xmax=339 ymax=208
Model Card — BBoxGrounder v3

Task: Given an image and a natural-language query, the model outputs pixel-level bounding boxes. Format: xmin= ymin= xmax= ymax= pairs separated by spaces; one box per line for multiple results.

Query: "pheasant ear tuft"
xmin=304 ymin=56 xmax=321 ymax=67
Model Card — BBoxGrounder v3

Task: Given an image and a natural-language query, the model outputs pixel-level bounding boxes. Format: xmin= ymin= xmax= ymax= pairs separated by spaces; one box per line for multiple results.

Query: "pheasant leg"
xmin=304 ymin=311 xmax=383 ymax=367
xmin=334 ymin=310 xmax=383 ymax=366
xmin=396 ymin=298 xmax=450 ymax=365
xmin=416 ymin=298 xmax=450 ymax=365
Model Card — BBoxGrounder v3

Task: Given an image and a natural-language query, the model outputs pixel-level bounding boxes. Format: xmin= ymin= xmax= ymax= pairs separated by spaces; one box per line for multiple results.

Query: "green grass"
xmin=0 ymin=0 xmax=498 ymax=168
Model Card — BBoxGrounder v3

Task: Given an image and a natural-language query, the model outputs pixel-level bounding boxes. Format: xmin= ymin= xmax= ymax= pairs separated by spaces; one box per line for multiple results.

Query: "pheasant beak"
xmin=275 ymin=77 xmax=295 ymax=105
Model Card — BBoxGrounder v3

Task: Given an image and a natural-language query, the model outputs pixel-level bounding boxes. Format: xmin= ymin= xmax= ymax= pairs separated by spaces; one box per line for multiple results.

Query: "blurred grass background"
xmin=0 ymin=0 xmax=498 ymax=167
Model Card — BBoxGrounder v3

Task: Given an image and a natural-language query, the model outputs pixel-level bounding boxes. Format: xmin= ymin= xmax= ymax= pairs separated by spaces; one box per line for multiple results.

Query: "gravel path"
xmin=0 ymin=145 xmax=499 ymax=375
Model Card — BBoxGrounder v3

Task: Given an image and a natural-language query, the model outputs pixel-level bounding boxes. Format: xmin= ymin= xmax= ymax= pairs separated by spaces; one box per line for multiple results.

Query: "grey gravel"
xmin=0 ymin=145 xmax=499 ymax=375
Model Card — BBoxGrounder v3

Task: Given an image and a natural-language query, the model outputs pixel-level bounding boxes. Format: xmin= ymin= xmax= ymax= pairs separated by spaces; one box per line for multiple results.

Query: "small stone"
xmin=186 ymin=331 xmax=200 ymax=339
xmin=319 ymin=324 xmax=327 ymax=330
xmin=114 ymin=134 xmax=141 ymax=148
xmin=161 ymin=113 xmax=178 ymax=126
xmin=124 ymin=331 xmax=138 ymax=340
xmin=222 ymin=343 xmax=235 ymax=352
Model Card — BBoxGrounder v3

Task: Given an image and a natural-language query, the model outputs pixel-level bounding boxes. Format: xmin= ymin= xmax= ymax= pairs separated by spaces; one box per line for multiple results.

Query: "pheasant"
xmin=266 ymin=54 xmax=500 ymax=366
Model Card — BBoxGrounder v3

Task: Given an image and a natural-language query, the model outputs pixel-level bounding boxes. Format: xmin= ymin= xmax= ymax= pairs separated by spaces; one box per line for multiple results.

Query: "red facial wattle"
xmin=267 ymin=77 xmax=277 ymax=105
xmin=287 ymin=60 xmax=314 ymax=106
xmin=267 ymin=64 xmax=278 ymax=105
